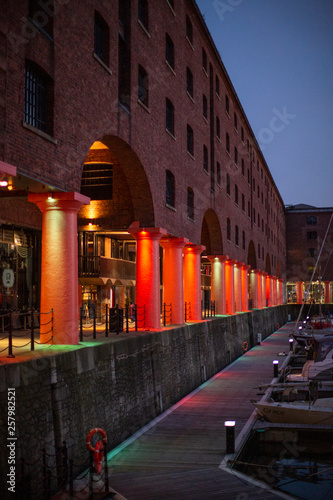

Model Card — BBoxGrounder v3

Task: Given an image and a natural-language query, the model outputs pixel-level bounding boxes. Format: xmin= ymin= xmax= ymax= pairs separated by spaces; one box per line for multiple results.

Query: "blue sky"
xmin=196 ymin=0 xmax=333 ymax=208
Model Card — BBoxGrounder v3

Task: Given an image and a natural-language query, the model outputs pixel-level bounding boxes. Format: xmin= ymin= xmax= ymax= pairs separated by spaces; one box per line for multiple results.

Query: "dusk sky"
xmin=196 ymin=0 xmax=333 ymax=208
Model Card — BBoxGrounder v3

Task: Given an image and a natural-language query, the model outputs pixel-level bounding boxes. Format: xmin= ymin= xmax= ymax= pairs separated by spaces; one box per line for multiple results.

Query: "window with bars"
xmin=81 ymin=163 xmax=113 ymax=200
xmin=24 ymin=61 xmax=53 ymax=134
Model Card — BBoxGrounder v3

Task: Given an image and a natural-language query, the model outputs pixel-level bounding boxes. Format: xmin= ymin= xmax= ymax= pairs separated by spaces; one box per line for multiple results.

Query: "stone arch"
xmin=265 ymin=253 xmax=271 ymax=275
xmin=200 ymin=209 xmax=223 ymax=255
xmin=78 ymin=135 xmax=154 ymax=229
xmin=247 ymin=240 xmax=257 ymax=269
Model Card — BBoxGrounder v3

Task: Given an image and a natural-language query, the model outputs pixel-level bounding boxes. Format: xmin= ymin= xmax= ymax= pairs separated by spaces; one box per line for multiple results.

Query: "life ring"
xmin=242 ymin=341 xmax=248 ymax=352
xmin=276 ymin=322 xmax=280 ymax=330
xmin=86 ymin=428 xmax=107 ymax=473
xmin=93 ymin=440 xmax=104 ymax=474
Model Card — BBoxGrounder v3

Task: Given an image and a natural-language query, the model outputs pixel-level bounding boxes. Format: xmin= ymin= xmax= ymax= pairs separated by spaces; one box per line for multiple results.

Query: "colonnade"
xmin=25 ymin=193 xmax=285 ymax=344
xmin=295 ymin=281 xmax=332 ymax=304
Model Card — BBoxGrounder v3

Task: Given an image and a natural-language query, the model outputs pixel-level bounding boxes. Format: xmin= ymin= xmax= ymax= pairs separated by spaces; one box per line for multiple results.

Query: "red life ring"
xmin=86 ymin=428 xmax=107 ymax=474
xmin=93 ymin=440 xmax=104 ymax=474
xmin=242 ymin=341 xmax=248 ymax=352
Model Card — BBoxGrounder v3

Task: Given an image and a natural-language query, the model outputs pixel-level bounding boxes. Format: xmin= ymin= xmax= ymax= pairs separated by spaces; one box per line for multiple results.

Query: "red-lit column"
xmin=324 ymin=281 xmax=331 ymax=304
xmin=183 ymin=244 xmax=205 ymax=321
xmin=234 ymin=262 xmax=243 ymax=312
xmin=29 ymin=192 xmax=90 ymax=344
xmin=225 ymin=259 xmax=237 ymax=314
xmin=208 ymin=255 xmax=228 ymax=315
xmin=128 ymin=225 xmax=167 ymax=330
xmin=273 ymin=277 xmax=278 ymax=305
xmin=241 ymin=265 xmax=250 ymax=312
xmin=161 ymin=237 xmax=189 ymax=325
xmin=250 ymin=269 xmax=260 ymax=309
xmin=296 ymin=281 xmax=303 ymax=304
xmin=266 ymin=275 xmax=272 ymax=306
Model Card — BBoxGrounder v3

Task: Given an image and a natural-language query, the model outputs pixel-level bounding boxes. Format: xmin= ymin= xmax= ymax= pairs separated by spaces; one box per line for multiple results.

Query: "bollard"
xmin=257 ymin=333 xmax=262 ymax=345
xmin=289 ymin=338 xmax=293 ymax=351
xmin=224 ymin=421 xmax=236 ymax=454
xmin=273 ymin=360 xmax=279 ymax=378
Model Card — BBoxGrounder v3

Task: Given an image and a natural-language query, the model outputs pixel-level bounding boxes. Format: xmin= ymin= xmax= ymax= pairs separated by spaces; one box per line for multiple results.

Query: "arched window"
xmin=235 ymin=225 xmax=239 ymax=246
xmin=138 ymin=0 xmax=149 ymax=30
xmin=203 ymin=145 xmax=208 ymax=172
xmin=187 ymin=125 xmax=194 ymax=156
xmin=186 ymin=15 xmax=193 ymax=44
xmin=186 ymin=67 xmax=193 ymax=97
xmin=226 ymin=173 xmax=230 ymax=196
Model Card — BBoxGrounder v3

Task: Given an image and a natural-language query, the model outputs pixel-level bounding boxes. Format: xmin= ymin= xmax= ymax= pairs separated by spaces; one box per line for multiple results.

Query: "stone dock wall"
xmin=0 ymin=305 xmax=298 ymax=495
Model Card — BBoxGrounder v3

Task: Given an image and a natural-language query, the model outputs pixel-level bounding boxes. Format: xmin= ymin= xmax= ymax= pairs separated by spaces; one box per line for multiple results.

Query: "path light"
xmin=224 ymin=421 xmax=236 ymax=454
xmin=289 ymin=338 xmax=293 ymax=351
xmin=273 ymin=360 xmax=279 ymax=378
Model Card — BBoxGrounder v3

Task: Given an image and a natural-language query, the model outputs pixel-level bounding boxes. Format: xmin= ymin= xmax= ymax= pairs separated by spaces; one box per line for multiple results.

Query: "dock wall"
xmin=0 ymin=305 xmax=296 ymax=493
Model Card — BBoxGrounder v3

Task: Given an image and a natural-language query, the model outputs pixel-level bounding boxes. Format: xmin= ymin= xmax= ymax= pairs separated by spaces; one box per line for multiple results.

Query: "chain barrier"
xmin=162 ymin=303 xmax=172 ymax=326
xmin=0 ymin=309 xmax=53 ymax=358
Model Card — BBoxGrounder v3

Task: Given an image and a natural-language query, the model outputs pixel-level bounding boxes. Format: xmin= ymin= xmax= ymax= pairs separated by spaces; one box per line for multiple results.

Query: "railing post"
xmin=30 ymin=309 xmax=35 ymax=351
xmin=93 ymin=314 xmax=96 ymax=339
xmin=7 ymin=311 xmax=14 ymax=358
xmin=135 ymin=304 xmax=138 ymax=331
xmin=79 ymin=309 xmax=83 ymax=342
xmin=125 ymin=304 xmax=129 ymax=333
xmin=105 ymin=304 xmax=109 ymax=337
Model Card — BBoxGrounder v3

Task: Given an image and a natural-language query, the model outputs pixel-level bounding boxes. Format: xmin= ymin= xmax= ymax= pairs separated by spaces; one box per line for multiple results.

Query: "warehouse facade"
xmin=0 ymin=0 xmax=287 ymax=343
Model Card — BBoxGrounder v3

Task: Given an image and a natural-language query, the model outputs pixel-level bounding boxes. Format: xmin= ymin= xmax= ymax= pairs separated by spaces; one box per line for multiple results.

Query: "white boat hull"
xmin=254 ymin=400 xmax=333 ymax=425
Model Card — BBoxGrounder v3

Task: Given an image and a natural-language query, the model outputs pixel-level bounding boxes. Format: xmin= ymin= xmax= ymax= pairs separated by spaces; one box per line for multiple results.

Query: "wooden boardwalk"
xmin=106 ymin=324 xmax=296 ymax=500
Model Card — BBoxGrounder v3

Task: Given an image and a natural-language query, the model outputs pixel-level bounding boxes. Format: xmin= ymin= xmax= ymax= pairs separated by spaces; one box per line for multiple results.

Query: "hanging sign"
xmin=2 ymin=269 xmax=14 ymax=288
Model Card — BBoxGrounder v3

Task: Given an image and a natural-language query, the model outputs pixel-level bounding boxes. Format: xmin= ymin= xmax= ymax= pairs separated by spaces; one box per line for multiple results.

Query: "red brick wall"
xmin=2 ymin=0 xmax=286 ymax=278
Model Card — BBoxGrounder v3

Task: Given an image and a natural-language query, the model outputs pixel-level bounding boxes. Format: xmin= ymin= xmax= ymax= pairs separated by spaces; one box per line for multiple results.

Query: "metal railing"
xmin=0 ymin=309 xmax=53 ymax=358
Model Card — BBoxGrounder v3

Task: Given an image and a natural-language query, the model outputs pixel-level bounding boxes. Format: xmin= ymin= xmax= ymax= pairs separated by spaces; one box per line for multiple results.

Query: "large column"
xmin=234 ymin=262 xmax=243 ymax=312
xmin=278 ymin=279 xmax=284 ymax=305
xmin=250 ymin=269 xmax=260 ymax=309
xmin=128 ymin=225 xmax=167 ymax=330
xmin=208 ymin=255 xmax=228 ymax=315
xmin=161 ymin=237 xmax=189 ymax=325
xmin=241 ymin=265 xmax=250 ymax=312
xmin=266 ymin=275 xmax=272 ymax=306
xmin=324 ymin=281 xmax=331 ymax=304
xmin=225 ymin=259 xmax=237 ymax=314
xmin=183 ymin=244 xmax=205 ymax=321
xmin=261 ymin=271 xmax=267 ymax=308
xmin=296 ymin=281 xmax=304 ymax=304
xmin=29 ymin=192 xmax=90 ymax=344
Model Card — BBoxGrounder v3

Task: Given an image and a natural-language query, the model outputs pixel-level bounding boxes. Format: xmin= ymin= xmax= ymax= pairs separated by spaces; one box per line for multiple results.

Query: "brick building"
xmin=286 ymin=204 xmax=333 ymax=305
xmin=0 ymin=0 xmax=287 ymax=343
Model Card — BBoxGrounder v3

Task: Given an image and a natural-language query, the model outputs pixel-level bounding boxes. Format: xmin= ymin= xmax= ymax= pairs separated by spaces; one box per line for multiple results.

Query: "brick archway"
xmin=200 ymin=209 xmax=223 ymax=255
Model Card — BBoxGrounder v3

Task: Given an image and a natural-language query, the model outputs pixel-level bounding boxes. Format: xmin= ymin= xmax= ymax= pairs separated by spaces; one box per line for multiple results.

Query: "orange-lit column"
xmin=183 ymin=244 xmax=205 ymax=321
xmin=261 ymin=272 xmax=267 ymax=308
xmin=161 ymin=237 xmax=189 ymax=325
xmin=241 ymin=265 xmax=250 ymax=311
xmin=128 ymin=225 xmax=167 ymax=330
xmin=296 ymin=281 xmax=303 ymax=304
xmin=250 ymin=269 xmax=260 ymax=309
xmin=324 ymin=281 xmax=331 ymax=304
xmin=29 ymin=192 xmax=90 ymax=344
xmin=208 ymin=255 xmax=228 ymax=315
xmin=234 ymin=262 xmax=243 ymax=312
xmin=273 ymin=276 xmax=278 ymax=305
xmin=225 ymin=259 xmax=237 ymax=314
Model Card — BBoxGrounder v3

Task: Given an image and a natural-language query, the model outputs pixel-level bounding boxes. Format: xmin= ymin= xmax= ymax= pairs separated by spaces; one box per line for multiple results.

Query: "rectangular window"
xmin=24 ymin=61 xmax=53 ymax=134
xmin=138 ymin=0 xmax=149 ymax=30
xmin=165 ymin=33 xmax=175 ymax=69
xmin=186 ymin=15 xmax=193 ymax=44
xmin=203 ymin=145 xmax=208 ymax=172
xmin=307 ymin=216 xmax=317 ymax=225
xmin=225 ymin=94 xmax=229 ymax=114
xmin=307 ymin=231 xmax=317 ymax=240
xmin=94 ymin=11 xmax=110 ymax=65
xmin=138 ymin=65 xmax=148 ymax=107
xmin=166 ymin=98 xmax=175 ymax=135
xmin=202 ymin=48 xmax=207 ymax=72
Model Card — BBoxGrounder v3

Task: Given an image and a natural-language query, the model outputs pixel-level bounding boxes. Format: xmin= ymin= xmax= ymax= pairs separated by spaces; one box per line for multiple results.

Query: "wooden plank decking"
xmin=106 ymin=323 xmax=296 ymax=500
